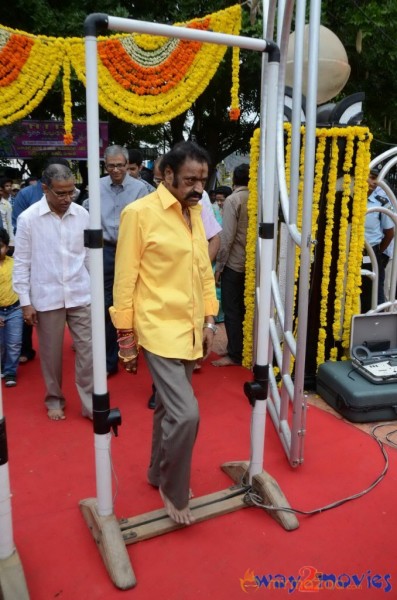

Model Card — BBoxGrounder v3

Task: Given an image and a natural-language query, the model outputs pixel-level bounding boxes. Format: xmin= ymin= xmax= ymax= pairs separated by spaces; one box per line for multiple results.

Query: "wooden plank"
xmin=79 ymin=498 xmax=136 ymax=590
xmin=222 ymin=462 xmax=300 ymax=531
xmin=119 ymin=485 xmax=246 ymax=530
xmin=221 ymin=460 xmax=250 ymax=485
xmin=121 ymin=487 xmax=249 ymax=544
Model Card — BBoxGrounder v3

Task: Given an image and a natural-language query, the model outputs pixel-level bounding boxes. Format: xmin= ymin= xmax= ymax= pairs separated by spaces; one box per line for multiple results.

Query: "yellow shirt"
xmin=109 ymin=184 xmax=219 ymax=360
xmin=0 ymin=256 xmax=18 ymax=307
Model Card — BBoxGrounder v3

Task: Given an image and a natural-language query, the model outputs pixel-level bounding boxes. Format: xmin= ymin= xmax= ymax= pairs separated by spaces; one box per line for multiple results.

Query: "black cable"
xmin=373 ymin=138 xmax=397 ymax=147
xmin=245 ymin=423 xmax=390 ymax=516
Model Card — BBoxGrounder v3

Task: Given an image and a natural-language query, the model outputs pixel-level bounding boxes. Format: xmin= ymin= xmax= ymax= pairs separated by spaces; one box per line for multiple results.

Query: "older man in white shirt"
xmin=13 ymin=164 xmax=92 ymax=421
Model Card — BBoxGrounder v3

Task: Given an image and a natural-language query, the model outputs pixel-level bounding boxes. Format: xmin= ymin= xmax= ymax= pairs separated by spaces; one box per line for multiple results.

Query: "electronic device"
xmin=350 ymin=313 xmax=397 ymax=384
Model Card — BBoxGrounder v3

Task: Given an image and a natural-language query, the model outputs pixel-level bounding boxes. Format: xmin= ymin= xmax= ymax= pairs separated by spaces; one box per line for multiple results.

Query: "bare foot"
xmin=82 ymin=406 xmax=93 ymax=420
xmin=159 ymin=487 xmax=196 ymax=525
xmin=47 ymin=408 xmax=66 ymax=421
xmin=211 ymin=355 xmax=240 ymax=367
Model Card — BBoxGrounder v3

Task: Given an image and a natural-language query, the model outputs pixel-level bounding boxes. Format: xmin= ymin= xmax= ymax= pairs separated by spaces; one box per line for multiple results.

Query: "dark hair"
xmin=140 ymin=166 xmax=154 ymax=185
xmin=42 ymin=164 xmax=74 ymax=186
xmin=128 ymin=148 xmax=143 ymax=166
xmin=0 ymin=177 xmax=12 ymax=189
xmin=160 ymin=141 xmax=210 ymax=177
xmin=0 ymin=227 xmax=10 ymax=246
xmin=215 ymin=186 xmax=232 ymax=198
xmin=233 ymin=163 xmax=250 ymax=187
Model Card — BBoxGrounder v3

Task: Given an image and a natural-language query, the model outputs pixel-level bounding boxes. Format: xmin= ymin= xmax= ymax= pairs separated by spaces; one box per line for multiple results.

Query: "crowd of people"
xmin=2 ymin=140 xmax=395 ymax=524
xmin=0 ymin=141 xmax=250 ymax=524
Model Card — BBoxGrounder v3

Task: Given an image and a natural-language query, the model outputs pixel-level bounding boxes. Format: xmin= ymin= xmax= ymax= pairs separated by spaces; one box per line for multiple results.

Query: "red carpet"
xmin=2 ymin=331 xmax=397 ymax=599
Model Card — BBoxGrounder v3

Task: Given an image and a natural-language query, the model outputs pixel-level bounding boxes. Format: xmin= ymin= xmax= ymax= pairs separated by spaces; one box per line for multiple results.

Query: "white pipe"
xmin=290 ymin=0 xmax=321 ymax=465
xmin=94 ymin=434 xmax=114 ymax=516
xmin=0 ymin=464 xmax=14 ymax=560
xmin=107 ymin=16 xmax=268 ymax=51
xmin=249 ymin=401 xmax=267 ymax=480
xmin=85 ymin=37 xmax=108 ymax=397
xmin=0 ymin=361 xmax=15 ymax=559
xmin=85 ymin=36 xmax=113 ymax=517
xmin=248 ymin=59 xmax=279 ymax=482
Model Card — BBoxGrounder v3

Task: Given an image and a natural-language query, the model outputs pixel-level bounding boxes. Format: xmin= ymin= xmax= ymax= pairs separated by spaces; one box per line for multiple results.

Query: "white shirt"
xmin=0 ymin=198 xmax=15 ymax=245
xmin=199 ymin=191 xmax=222 ymax=240
xmin=13 ymin=196 xmax=91 ymax=311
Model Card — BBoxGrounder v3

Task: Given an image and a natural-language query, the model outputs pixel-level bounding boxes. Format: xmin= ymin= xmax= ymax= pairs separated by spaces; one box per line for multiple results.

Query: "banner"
xmin=0 ymin=120 xmax=108 ymax=160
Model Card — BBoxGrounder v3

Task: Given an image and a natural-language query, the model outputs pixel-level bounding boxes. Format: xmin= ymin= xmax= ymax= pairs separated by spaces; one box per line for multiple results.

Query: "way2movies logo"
xmin=239 ymin=567 xmax=392 ymax=593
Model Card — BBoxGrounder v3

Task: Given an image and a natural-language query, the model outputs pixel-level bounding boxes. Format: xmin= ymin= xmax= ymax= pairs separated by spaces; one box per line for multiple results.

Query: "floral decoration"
xmin=242 ymin=127 xmax=260 ymax=368
xmin=0 ymin=5 xmax=242 ymax=141
xmin=243 ymin=125 xmax=371 ymax=370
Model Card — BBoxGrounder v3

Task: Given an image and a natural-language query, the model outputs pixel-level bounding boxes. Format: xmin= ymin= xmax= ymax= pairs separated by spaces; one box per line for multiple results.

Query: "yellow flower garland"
xmin=0 ymin=5 xmax=242 ymax=141
xmin=62 ymin=55 xmax=73 ymax=144
xmin=341 ymin=132 xmax=372 ymax=349
xmin=317 ymin=136 xmax=339 ymax=366
xmin=330 ymin=132 xmax=354 ymax=360
xmin=242 ymin=128 xmax=261 ymax=368
xmin=243 ymin=125 xmax=371 ymax=370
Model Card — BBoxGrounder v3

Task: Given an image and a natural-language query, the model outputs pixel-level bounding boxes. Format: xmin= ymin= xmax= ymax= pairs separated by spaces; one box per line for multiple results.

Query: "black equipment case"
xmin=316 ymin=360 xmax=397 ymax=423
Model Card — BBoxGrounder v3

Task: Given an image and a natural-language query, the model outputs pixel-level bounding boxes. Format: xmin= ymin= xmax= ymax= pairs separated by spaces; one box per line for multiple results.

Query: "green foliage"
xmin=322 ymin=0 xmax=397 ymax=152
xmin=1 ymin=0 xmax=397 ymax=168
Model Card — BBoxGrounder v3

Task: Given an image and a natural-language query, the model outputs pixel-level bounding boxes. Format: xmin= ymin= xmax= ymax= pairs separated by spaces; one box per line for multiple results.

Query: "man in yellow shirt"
xmin=110 ymin=141 xmax=218 ymax=525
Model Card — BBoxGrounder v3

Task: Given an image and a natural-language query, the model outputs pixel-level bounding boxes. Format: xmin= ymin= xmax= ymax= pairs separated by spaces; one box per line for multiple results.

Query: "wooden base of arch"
xmin=79 ymin=461 xmax=298 ymax=590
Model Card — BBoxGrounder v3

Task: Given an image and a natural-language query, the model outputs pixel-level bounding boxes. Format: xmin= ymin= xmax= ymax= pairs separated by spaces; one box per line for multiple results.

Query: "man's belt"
xmin=0 ymin=300 xmax=20 ymax=310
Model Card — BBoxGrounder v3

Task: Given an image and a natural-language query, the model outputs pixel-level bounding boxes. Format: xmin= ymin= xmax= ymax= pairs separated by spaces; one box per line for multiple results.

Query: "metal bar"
xmin=107 ymin=16 xmax=268 ymax=51
xmin=84 ymin=35 xmax=114 ymax=518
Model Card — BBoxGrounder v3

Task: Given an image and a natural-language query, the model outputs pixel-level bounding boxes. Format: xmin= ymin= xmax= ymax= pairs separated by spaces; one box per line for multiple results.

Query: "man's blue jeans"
xmin=0 ymin=304 xmax=23 ymax=377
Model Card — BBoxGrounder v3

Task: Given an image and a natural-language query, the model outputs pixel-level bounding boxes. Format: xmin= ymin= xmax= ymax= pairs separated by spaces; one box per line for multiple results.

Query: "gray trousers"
xmin=144 ymin=349 xmax=199 ymax=510
xmin=36 ymin=306 xmax=93 ymax=415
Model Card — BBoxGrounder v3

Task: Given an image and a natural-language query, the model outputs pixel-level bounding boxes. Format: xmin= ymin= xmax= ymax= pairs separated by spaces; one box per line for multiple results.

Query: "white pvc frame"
xmin=84 ymin=10 xmax=280 ymax=514
xmin=264 ymin=0 xmax=321 ymax=466
xmin=0 ymin=388 xmax=13 ymax=560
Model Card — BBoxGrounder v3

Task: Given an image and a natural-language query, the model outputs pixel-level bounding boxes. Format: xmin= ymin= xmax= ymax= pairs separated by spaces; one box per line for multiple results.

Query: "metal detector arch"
xmin=80 ymin=2 xmax=320 ymax=588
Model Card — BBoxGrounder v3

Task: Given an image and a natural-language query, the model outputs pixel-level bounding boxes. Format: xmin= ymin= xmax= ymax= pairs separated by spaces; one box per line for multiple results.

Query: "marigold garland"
xmin=242 ymin=128 xmax=261 ymax=368
xmin=243 ymin=125 xmax=371 ymax=370
xmin=341 ymin=133 xmax=371 ymax=349
xmin=316 ymin=136 xmax=339 ymax=367
xmin=0 ymin=5 xmax=242 ymax=140
xmin=330 ymin=131 xmax=355 ymax=360
xmin=62 ymin=55 xmax=73 ymax=145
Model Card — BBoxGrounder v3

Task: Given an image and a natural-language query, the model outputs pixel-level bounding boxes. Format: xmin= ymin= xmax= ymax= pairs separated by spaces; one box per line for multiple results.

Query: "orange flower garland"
xmin=0 ymin=33 xmax=34 ymax=87
xmin=0 ymin=5 xmax=242 ymax=138
xmin=98 ymin=18 xmax=210 ymax=96
xmin=98 ymin=37 xmax=203 ymax=95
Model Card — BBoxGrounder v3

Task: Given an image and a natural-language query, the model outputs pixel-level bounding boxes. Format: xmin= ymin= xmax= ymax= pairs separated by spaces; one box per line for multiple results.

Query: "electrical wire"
xmin=245 ymin=414 xmax=390 ymax=516
xmin=373 ymin=138 xmax=397 ymax=147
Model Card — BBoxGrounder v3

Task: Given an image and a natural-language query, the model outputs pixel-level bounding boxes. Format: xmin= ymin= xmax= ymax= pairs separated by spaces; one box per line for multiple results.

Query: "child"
xmin=0 ymin=228 xmax=23 ymax=386
xmin=0 ymin=177 xmax=15 ymax=255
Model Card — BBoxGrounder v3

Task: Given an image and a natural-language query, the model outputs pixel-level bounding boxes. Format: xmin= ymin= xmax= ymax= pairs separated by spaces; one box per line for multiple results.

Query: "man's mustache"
xmin=186 ymin=191 xmax=202 ymax=200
